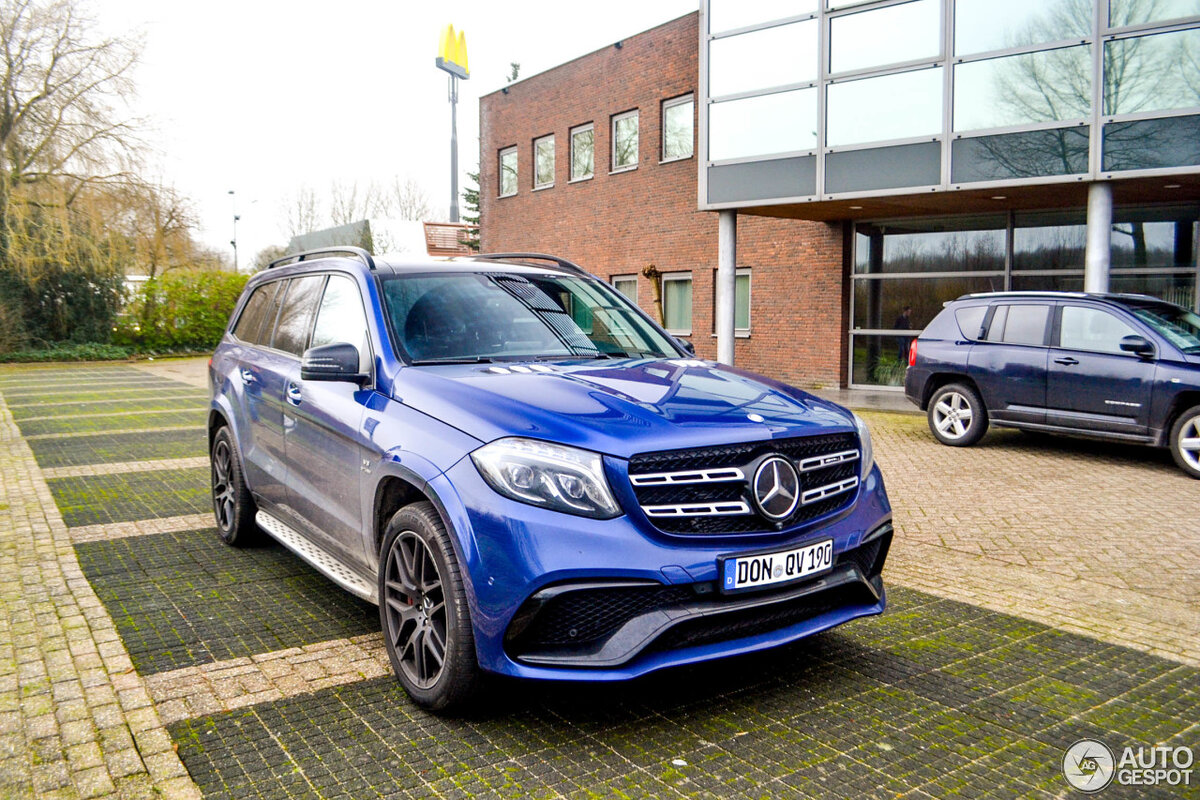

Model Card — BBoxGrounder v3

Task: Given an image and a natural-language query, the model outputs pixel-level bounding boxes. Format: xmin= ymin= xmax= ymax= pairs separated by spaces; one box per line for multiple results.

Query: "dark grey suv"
xmin=904 ymin=292 xmax=1200 ymax=478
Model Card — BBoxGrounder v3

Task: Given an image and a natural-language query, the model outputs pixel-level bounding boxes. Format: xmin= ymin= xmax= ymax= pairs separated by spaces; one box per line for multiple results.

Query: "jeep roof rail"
xmin=471 ymin=252 xmax=588 ymax=275
xmin=268 ymin=246 xmax=376 ymax=271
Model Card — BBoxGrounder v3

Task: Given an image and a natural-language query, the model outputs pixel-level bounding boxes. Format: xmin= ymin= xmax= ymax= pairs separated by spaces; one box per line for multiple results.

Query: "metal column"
xmin=1084 ymin=182 xmax=1112 ymax=293
xmin=717 ymin=210 xmax=737 ymax=365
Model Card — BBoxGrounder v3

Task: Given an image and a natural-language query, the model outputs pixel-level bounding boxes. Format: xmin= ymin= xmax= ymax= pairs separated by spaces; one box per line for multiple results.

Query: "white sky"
xmin=93 ymin=0 xmax=698 ymax=268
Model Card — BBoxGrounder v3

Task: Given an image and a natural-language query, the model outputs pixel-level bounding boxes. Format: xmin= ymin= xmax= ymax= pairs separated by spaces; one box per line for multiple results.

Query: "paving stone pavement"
xmin=1 ymin=360 xmax=1198 ymax=800
xmin=0 ymin=373 xmax=201 ymax=800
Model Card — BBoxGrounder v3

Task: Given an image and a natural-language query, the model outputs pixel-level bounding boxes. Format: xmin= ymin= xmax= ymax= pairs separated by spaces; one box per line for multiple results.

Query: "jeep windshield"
xmin=1127 ymin=302 xmax=1200 ymax=354
xmin=380 ymin=272 xmax=681 ymax=364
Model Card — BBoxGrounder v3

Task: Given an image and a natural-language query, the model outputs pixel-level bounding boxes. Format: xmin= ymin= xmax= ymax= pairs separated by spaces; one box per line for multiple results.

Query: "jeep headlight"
xmin=471 ymin=438 xmax=621 ymax=519
xmin=854 ymin=414 xmax=875 ymax=480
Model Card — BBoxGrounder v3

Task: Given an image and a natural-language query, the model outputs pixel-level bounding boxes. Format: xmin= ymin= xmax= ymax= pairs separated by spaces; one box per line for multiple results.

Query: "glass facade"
xmin=699 ymin=0 xmax=1200 ymax=202
xmin=851 ymin=208 xmax=1200 ymax=386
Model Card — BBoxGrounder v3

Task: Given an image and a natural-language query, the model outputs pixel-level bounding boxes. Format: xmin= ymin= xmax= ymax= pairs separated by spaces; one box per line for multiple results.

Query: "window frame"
xmin=661 ymin=271 xmax=694 ymax=336
xmin=533 ymin=134 xmax=555 ymax=190
xmin=569 ymin=123 xmax=595 ymax=182
xmin=661 ymin=93 xmax=695 ymax=163
xmin=610 ymin=109 xmax=640 ymax=173
xmin=498 ymin=146 xmax=518 ymax=198
xmin=611 ymin=274 xmax=638 ymax=303
xmin=711 ymin=267 xmax=752 ymax=336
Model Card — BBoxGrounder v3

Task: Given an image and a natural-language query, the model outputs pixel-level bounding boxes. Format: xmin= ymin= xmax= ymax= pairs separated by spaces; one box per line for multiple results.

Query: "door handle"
xmin=1054 ymin=357 xmax=1079 ymax=366
xmin=240 ymin=368 xmax=256 ymax=385
xmin=286 ymin=382 xmax=302 ymax=405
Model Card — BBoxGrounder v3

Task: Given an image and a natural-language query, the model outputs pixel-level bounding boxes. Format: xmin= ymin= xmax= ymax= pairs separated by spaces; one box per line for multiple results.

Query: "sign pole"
xmin=436 ymin=25 xmax=469 ymax=225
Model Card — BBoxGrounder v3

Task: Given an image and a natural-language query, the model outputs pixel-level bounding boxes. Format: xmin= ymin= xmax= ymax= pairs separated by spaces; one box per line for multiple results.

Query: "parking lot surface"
xmin=0 ymin=360 xmax=1196 ymax=799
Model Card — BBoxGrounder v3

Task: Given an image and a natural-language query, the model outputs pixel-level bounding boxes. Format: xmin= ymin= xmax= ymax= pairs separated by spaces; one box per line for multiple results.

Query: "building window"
xmin=711 ymin=269 xmax=751 ymax=334
xmin=570 ymin=123 xmax=594 ymax=181
xmin=498 ymin=146 xmax=517 ymax=197
xmin=533 ymin=135 xmax=554 ymax=189
xmin=611 ymin=110 xmax=639 ymax=172
xmin=662 ymin=95 xmax=694 ymax=161
xmin=612 ymin=275 xmax=638 ymax=303
xmin=662 ymin=272 xmax=693 ymax=334
xmin=829 ymin=0 xmax=940 ymax=75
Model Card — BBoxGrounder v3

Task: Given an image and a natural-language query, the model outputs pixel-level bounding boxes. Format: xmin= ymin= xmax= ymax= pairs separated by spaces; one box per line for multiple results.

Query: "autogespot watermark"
xmin=1062 ymin=739 xmax=1194 ymax=793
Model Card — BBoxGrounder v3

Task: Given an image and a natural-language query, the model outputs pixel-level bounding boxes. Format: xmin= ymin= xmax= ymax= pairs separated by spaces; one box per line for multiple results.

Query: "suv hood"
xmin=391 ymin=358 xmax=855 ymax=459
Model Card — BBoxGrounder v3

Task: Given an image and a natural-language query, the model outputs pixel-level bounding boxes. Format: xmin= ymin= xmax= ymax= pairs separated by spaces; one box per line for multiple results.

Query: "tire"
xmin=210 ymin=426 xmax=260 ymax=545
xmin=1169 ymin=405 xmax=1200 ymax=479
xmin=379 ymin=502 xmax=482 ymax=713
xmin=927 ymin=383 xmax=988 ymax=447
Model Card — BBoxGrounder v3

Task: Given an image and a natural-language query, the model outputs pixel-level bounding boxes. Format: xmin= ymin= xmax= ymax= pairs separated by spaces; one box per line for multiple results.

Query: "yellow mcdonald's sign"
xmin=435 ymin=24 xmax=469 ymax=80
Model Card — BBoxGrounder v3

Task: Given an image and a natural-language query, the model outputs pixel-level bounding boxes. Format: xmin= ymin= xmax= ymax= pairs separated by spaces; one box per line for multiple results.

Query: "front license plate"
xmin=720 ymin=538 xmax=834 ymax=594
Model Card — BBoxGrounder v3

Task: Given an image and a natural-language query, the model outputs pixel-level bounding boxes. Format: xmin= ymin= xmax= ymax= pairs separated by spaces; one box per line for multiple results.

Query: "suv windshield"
xmin=380 ymin=272 xmax=680 ymax=363
xmin=1128 ymin=303 xmax=1200 ymax=354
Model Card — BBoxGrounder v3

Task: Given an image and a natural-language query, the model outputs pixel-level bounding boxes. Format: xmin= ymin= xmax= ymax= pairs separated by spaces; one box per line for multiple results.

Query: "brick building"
xmin=479 ymin=13 xmax=846 ymax=389
xmin=480 ymin=6 xmax=1200 ymax=390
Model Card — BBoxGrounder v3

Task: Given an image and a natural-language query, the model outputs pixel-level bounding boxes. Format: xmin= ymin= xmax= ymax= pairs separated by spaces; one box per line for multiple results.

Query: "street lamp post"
xmin=228 ymin=190 xmax=239 ymax=271
xmin=436 ymin=25 xmax=469 ymax=224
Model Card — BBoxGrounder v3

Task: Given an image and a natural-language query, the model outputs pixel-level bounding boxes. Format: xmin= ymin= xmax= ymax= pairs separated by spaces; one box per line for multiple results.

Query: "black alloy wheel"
xmin=379 ymin=502 xmax=481 ymax=712
xmin=210 ymin=426 xmax=258 ymax=545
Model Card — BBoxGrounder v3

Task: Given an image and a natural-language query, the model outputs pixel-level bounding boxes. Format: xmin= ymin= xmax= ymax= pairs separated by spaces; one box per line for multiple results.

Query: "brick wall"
xmin=479 ymin=13 xmax=849 ymax=389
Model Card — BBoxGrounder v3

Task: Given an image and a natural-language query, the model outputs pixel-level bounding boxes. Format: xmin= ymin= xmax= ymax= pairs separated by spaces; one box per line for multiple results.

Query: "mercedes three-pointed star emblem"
xmin=752 ymin=456 xmax=800 ymax=520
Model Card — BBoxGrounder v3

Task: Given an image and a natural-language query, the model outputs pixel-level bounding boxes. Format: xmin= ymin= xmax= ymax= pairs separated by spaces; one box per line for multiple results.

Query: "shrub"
xmin=117 ymin=270 xmax=248 ymax=351
xmin=0 ymin=343 xmax=133 ymax=363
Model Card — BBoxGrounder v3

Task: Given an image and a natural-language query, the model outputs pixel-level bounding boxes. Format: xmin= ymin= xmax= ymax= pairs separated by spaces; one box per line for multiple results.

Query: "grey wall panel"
xmin=825 ymin=142 xmax=941 ymax=194
xmin=707 ymin=157 xmax=816 ymax=204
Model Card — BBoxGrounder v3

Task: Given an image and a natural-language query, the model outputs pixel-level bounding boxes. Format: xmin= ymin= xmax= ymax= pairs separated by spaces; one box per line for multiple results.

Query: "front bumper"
xmin=429 ymin=457 xmax=893 ymax=681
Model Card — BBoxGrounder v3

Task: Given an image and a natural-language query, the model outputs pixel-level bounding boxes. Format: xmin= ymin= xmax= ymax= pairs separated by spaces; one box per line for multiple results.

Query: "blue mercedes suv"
xmin=209 ymin=248 xmax=892 ymax=711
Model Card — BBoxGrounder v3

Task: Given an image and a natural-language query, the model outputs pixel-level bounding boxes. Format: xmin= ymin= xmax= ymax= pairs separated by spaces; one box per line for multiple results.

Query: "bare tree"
xmin=0 ymin=0 xmax=141 ymax=220
xmin=329 ymin=179 xmax=380 ymax=226
xmin=379 ymin=176 xmax=433 ymax=221
xmin=118 ymin=180 xmax=200 ymax=279
xmin=281 ymin=184 xmax=322 ymax=238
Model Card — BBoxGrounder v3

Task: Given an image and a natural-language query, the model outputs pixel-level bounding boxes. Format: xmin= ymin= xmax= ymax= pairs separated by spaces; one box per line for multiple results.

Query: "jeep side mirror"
xmin=301 ymin=342 xmax=368 ymax=383
xmin=1119 ymin=334 xmax=1155 ymax=358
xmin=675 ymin=337 xmax=696 ymax=356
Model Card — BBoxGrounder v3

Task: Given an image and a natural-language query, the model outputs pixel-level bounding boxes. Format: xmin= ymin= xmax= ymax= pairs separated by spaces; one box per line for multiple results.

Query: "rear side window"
xmin=272 ymin=276 xmax=326 ymax=356
xmin=985 ymin=304 xmax=1050 ymax=346
xmin=232 ymin=282 xmax=279 ymax=345
xmin=954 ymin=306 xmax=987 ymax=340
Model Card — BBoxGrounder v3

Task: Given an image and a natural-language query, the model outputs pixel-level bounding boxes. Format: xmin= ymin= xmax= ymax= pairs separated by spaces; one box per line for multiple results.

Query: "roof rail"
xmin=472 ymin=252 xmax=588 ymax=275
xmin=268 ymin=246 xmax=376 ymax=271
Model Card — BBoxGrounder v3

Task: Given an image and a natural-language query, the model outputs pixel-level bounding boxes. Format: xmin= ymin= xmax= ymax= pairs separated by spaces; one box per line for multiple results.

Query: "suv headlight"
xmin=854 ymin=414 xmax=875 ymax=480
xmin=471 ymin=438 xmax=621 ymax=519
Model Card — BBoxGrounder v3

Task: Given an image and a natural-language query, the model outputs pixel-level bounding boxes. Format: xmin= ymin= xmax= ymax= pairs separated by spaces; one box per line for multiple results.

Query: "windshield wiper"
xmin=409 ymin=355 xmax=495 ymax=365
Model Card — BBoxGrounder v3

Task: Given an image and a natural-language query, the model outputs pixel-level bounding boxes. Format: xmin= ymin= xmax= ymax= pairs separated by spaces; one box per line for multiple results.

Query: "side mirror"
xmin=1119 ymin=334 xmax=1155 ymax=358
xmin=675 ymin=337 xmax=696 ymax=356
xmin=301 ymin=342 xmax=367 ymax=383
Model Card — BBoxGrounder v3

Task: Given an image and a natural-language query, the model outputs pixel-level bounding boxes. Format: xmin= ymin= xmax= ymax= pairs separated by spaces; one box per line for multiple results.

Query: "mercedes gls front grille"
xmin=627 ymin=433 xmax=861 ymax=535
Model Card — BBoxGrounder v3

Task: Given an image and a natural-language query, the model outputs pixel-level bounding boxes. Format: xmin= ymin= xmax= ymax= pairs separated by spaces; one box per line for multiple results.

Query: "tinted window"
xmin=954 ymin=305 xmax=988 ymax=340
xmin=272 ymin=276 xmax=325 ymax=356
xmin=311 ymin=275 xmax=371 ymax=372
xmin=232 ymin=282 xmax=279 ymax=345
xmin=380 ymin=273 xmax=678 ymax=363
xmin=985 ymin=304 xmax=1049 ymax=345
xmin=1059 ymin=306 xmax=1137 ymax=354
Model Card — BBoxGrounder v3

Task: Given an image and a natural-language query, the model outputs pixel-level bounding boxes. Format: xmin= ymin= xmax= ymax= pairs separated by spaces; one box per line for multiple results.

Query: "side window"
xmin=985 ymin=304 xmax=1050 ymax=345
xmin=272 ymin=275 xmax=325 ymax=356
xmin=232 ymin=282 xmax=279 ymax=345
xmin=311 ymin=275 xmax=371 ymax=372
xmin=954 ymin=305 xmax=987 ymax=340
xmin=1059 ymin=306 xmax=1138 ymax=354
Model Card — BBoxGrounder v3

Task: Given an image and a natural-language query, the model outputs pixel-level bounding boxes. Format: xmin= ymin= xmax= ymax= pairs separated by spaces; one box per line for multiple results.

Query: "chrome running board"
xmin=255 ymin=511 xmax=378 ymax=604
